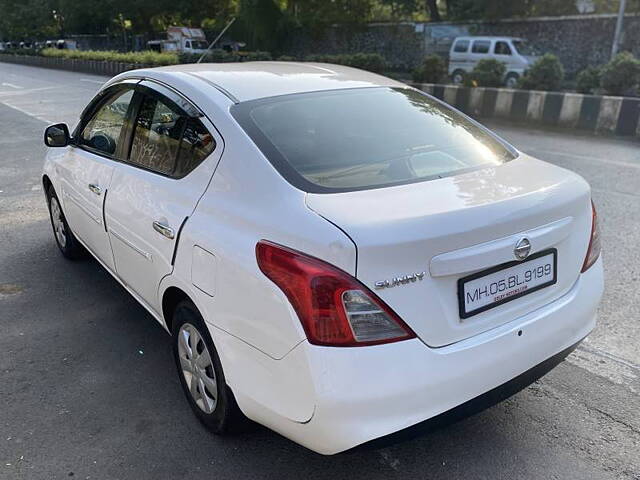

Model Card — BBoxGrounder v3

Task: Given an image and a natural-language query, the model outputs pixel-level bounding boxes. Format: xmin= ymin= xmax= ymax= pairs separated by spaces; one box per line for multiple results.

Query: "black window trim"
xmin=230 ymin=86 xmax=519 ymax=194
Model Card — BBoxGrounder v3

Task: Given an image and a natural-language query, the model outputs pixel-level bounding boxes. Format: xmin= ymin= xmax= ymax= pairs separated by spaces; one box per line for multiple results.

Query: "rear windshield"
xmin=232 ymin=87 xmax=517 ymax=193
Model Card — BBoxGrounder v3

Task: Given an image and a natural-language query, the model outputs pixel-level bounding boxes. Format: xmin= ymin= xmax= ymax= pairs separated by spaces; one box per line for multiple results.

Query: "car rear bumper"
xmin=235 ymin=258 xmax=603 ymax=455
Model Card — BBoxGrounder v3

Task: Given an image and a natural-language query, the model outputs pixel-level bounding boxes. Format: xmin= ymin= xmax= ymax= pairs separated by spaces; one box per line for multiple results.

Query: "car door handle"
xmin=152 ymin=221 xmax=175 ymax=239
xmin=88 ymin=183 xmax=102 ymax=196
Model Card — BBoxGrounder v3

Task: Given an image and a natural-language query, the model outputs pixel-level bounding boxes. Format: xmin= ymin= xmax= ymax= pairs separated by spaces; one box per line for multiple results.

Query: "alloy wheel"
xmin=50 ymin=196 xmax=67 ymax=248
xmin=178 ymin=323 xmax=218 ymax=414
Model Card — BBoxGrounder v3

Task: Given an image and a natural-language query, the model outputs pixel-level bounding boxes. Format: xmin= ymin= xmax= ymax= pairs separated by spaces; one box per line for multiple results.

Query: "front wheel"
xmin=46 ymin=185 xmax=85 ymax=260
xmin=172 ymin=300 xmax=247 ymax=433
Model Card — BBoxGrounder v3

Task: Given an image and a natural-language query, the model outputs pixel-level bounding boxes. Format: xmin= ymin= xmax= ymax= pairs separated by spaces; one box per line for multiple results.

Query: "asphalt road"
xmin=1 ymin=62 xmax=639 ymax=480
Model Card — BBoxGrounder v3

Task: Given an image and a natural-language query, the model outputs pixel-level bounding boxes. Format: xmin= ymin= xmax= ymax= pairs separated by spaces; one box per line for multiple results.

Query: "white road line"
xmin=80 ymin=78 xmax=105 ymax=84
xmin=1 ymin=82 xmax=23 ymax=89
xmin=1 ymin=101 xmax=52 ymax=124
xmin=0 ymin=86 xmax=58 ymax=97
xmin=523 ymin=147 xmax=640 ymax=170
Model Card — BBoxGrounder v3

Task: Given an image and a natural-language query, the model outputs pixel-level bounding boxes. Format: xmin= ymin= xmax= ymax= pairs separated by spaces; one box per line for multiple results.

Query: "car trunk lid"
xmin=306 ymin=155 xmax=592 ymax=347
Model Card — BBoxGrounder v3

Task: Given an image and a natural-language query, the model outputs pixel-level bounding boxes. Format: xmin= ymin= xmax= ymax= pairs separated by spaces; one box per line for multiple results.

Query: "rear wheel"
xmin=172 ymin=300 xmax=246 ymax=433
xmin=451 ymin=69 xmax=465 ymax=85
xmin=46 ymin=185 xmax=85 ymax=260
xmin=505 ymin=73 xmax=520 ymax=88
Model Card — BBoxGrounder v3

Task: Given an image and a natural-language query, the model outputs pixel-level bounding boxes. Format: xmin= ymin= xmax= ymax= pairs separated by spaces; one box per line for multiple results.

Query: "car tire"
xmin=505 ymin=73 xmax=520 ymax=89
xmin=452 ymin=69 xmax=465 ymax=85
xmin=46 ymin=185 xmax=86 ymax=260
xmin=172 ymin=300 xmax=247 ymax=433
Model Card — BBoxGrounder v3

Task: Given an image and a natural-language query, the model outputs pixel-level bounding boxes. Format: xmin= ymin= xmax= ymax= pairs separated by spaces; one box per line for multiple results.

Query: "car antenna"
xmin=197 ymin=17 xmax=236 ymax=64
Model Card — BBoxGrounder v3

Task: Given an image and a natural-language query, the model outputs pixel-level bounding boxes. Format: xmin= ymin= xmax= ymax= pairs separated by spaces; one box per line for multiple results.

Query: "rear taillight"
xmin=255 ymin=241 xmax=416 ymax=347
xmin=581 ymin=201 xmax=601 ymax=273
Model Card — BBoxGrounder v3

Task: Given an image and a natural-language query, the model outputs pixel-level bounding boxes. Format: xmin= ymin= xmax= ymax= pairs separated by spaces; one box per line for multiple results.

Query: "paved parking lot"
xmin=1 ymin=62 xmax=639 ymax=479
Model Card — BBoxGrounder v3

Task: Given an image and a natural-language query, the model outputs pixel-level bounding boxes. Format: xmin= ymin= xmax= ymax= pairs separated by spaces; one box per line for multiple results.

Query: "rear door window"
xmin=127 ymin=92 xmax=215 ymax=178
xmin=471 ymin=40 xmax=491 ymax=54
xmin=129 ymin=95 xmax=185 ymax=175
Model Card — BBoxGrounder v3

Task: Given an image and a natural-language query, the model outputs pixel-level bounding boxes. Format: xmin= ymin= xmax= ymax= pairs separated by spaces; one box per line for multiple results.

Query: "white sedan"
xmin=42 ymin=62 xmax=603 ymax=454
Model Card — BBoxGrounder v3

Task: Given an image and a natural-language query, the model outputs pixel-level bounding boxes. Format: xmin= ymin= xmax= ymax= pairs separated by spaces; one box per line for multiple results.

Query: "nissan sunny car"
xmin=42 ymin=62 xmax=603 ymax=454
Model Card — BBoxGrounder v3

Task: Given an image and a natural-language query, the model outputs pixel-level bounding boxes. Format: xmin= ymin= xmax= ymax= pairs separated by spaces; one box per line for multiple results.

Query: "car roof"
xmin=146 ymin=62 xmax=406 ymax=103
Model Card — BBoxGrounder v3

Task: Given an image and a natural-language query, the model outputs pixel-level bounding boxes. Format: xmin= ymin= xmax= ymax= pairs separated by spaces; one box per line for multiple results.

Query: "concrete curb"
xmin=415 ymin=83 xmax=640 ymax=138
xmin=0 ymin=53 xmax=151 ymax=77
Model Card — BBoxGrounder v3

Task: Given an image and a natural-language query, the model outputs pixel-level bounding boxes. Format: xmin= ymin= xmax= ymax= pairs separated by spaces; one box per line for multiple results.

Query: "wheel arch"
xmin=42 ymin=174 xmax=53 ymax=194
xmin=161 ymin=285 xmax=193 ymax=333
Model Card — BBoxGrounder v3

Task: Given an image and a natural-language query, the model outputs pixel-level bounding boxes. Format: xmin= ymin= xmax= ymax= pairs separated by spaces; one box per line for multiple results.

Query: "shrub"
xmin=179 ymin=49 xmax=233 ymax=64
xmin=304 ymin=53 xmax=386 ymax=73
xmin=464 ymin=58 xmax=506 ymax=87
xmin=576 ymin=66 xmax=602 ymax=94
xmin=178 ymin=49 xmax=273 ymax=64
xmin=1 ymin=48 xmax=39 ymax=56
xmin=277 ymin=55 xmax=297 ymax=61
xmin=600 ymin=52 xmax=640 ymax=96
xmin=412 ymin=55 xmax=446 ymax=83
xmin=41 ymin=48 xmax=178 ymax=66
xmin=240 ymin=51 xmax=272 ymax=61
xmin=518 ymin=54 xmax=564 ymax=91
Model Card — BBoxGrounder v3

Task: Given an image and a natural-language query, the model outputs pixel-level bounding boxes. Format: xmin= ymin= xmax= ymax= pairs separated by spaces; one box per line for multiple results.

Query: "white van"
xmin=448 ymin=36 xmax=540 ymax=88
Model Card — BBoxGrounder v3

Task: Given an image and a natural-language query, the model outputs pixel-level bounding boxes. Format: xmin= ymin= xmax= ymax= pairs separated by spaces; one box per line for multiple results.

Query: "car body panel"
xmin=104 ymin=115 xmax=223 ymax=314
xmin=231 ymin=258 xmax=602 ymax=454
xmin=55 ymin=147 xmax=116 ymax=271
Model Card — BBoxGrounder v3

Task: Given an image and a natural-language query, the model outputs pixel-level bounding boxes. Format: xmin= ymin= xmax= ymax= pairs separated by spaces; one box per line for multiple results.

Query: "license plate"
xmin=457 ymin=249 xmax=557 ymax=319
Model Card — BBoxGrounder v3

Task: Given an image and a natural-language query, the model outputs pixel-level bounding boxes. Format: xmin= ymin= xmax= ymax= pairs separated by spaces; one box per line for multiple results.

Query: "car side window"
xmin=494 ymin=41 xmax=512 ymax=55
xmin=174 ymin=119 xmax=216 ymax=178
xmin=128 ymin=92 xmax=215 ymax=178
xmin=453 ymin=40 xmax=469 ymax=53
xmin=79 ymin=89 xmax=134 ymax=156
xmin=129 ymin=95 xmax=187 ymax=175
xmin=471 ymin=40 xmax=491 ymax=54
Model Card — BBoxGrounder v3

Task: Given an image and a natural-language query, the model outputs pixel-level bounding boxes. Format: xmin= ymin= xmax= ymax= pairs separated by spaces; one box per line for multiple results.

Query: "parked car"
xmin=42 ymin=63 xmax=603 ymax=455
xmin=449 ymin=36 xmax=540 ymax=87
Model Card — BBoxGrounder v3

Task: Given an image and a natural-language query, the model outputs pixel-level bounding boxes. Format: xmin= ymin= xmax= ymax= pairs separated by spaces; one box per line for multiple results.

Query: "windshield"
xmin=512 ymin=40 xmax=540 ymax=56
xmin=232 ymin=87 xmax=517 ymax=193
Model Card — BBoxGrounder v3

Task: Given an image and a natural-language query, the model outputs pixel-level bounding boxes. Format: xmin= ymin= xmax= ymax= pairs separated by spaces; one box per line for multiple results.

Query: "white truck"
xmin=147 ymin=27 xmax=209 ymax=55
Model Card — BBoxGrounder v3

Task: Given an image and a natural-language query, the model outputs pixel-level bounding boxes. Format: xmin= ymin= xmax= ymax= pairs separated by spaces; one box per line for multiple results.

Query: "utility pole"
xmin=611 ymin=0 xmax=627 ymax=59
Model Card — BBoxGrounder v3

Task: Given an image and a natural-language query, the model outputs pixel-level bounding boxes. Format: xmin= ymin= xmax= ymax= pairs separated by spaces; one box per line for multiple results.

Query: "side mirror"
xmin=44 ymin=123 xmax=71 ymax=147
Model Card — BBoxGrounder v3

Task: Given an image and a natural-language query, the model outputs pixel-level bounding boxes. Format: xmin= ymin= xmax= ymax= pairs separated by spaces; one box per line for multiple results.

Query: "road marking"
xmin=0 ymin=86 xmax=57 ymax=97
xmin=0 ymin=101 xmax=53 ymax=124
xmin=523 ymin=147 xmax=640 ymax=170
xmin=80 ymin=78 xmax=105 ymax=84
xmin=1 ymin=82 xmax=23 ymax=89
